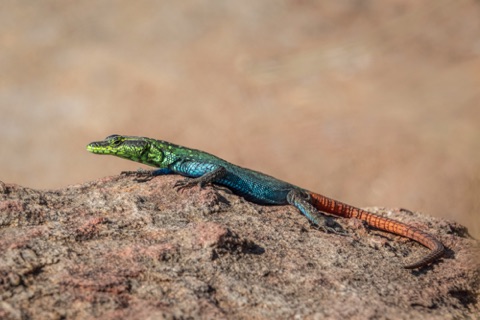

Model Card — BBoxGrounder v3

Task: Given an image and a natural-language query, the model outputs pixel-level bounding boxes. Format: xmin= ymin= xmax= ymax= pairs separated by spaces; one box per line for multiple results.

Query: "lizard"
xmin=87 ymin=134 xmax=445 ymax=269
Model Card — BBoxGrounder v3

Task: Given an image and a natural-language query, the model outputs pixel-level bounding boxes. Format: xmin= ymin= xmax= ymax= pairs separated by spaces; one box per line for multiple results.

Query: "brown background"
xmin=1 ymin=1 xmax=479 ymax=238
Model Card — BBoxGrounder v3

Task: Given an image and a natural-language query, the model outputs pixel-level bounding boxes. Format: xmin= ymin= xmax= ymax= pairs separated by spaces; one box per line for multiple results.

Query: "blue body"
xmin=155 ymin=160 xmax=304 ymax=205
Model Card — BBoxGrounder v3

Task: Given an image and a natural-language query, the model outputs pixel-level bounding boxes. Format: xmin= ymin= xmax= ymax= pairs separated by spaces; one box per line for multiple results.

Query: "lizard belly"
xmin=171 ymin=160 xmax=296 ymax=205
xmin=217 ymin=171 xmax=294 ymax=205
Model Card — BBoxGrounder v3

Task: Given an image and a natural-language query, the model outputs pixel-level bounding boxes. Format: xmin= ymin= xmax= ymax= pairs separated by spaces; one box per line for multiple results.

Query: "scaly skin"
xmin=87 ymin=134 xmax=445 ymax=269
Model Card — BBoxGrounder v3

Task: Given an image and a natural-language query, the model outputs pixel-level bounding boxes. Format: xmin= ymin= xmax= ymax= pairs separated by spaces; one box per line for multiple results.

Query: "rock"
xmin=0 ymin=175 xmax=478 ymax=319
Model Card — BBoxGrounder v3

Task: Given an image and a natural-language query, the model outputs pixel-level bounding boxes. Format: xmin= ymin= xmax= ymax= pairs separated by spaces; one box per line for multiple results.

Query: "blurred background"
xmin=1 ymin=1 xmax=479 ymax=238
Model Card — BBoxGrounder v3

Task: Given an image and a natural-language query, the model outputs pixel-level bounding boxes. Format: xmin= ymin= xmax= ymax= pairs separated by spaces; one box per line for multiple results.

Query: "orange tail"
xmin=309 ymin=192 xmax=444 ymax=269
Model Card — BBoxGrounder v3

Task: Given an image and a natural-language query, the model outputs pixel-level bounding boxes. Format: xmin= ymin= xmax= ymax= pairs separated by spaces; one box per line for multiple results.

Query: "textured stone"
xmin=0 ymin=175 xmax=478 ymax=319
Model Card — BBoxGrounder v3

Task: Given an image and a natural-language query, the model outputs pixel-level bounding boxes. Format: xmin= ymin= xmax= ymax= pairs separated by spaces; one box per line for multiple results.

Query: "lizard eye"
xmin=109 ymin=136 xmax=124 ymax=147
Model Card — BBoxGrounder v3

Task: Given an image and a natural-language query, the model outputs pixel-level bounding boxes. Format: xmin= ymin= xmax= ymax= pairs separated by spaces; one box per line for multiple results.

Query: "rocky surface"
xmin=0 ymin=175 xmax=479 ymax=319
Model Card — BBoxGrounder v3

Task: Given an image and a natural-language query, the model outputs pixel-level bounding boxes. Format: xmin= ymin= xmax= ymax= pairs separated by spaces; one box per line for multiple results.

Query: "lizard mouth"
xmin=87 ymin=136 xmax=150 ymax=161
xmin=86 ymin=141 xmax=110 ymax=154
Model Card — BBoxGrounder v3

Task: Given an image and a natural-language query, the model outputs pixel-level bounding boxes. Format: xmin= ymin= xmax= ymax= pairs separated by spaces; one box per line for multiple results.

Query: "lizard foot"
xmin=121 ymin=169 xmax=155 ymax=182
xmin=318 ymin=217 xmax=347 ymax=236
xmin=174 ymin=177 xmax=206 ymax=192
xmin=121 ymin=169 xmax=154 ymax=177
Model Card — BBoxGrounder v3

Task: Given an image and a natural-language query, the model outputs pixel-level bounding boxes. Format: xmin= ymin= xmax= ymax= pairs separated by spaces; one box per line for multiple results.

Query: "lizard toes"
xmin=174 ymin=179 xmax=196 ymax=192
xmin=121 ymin=169 xmax=153 ymax=177
xmin=322 ymin=218 xmax=347 ymax=235
xmin=121 ymin=170 xmax=138 ymax=176
xmin=321 ymin=225 xmax=347 ymax=236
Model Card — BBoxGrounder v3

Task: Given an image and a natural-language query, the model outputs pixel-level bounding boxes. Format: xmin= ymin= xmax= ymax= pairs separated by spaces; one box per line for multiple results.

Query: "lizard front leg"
xmin=121 ymin=168 xmax=174 ymax=177
xmin=121 ymin=168 xmax=173 ymax=182
xmin=173 ymin=163 xmax=227 ymax=191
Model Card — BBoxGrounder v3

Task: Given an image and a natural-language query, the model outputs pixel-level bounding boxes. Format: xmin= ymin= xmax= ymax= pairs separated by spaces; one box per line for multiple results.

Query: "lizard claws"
xmin=121 ymin=169 xmax=155 ymax=182
xmin=318 ymin=218 xmax=347 ymax=236
xmin=121 ymin=169 xmax=153 ymax=177
xmin=174 ymin=178 xmax=201 ymax=192
xmin=320 ymin=225 xmax=348 ymax=236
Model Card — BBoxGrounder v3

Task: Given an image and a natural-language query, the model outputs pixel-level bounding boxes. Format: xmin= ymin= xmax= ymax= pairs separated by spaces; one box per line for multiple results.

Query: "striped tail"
xmin=308 ymin=192 xmax=445 ymax=269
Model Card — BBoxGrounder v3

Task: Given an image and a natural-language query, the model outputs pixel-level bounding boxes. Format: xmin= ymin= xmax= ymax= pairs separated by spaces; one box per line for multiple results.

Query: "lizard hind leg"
xmin=287 ymin=190 xmax=344 ymax=234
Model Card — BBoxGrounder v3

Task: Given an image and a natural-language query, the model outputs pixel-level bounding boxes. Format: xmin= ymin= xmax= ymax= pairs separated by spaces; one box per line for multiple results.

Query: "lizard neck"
xmin=140 ymin=139 xmax=182 ymax=168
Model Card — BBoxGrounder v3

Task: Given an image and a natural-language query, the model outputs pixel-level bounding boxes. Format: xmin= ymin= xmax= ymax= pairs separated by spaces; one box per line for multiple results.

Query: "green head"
xmin=87 ymin=134 xmax=167 ymax=167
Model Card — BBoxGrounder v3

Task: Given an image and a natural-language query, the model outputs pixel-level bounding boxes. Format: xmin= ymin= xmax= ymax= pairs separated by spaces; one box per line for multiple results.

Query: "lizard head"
xmin=87 ymin=134 xmax=162 ymax=166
